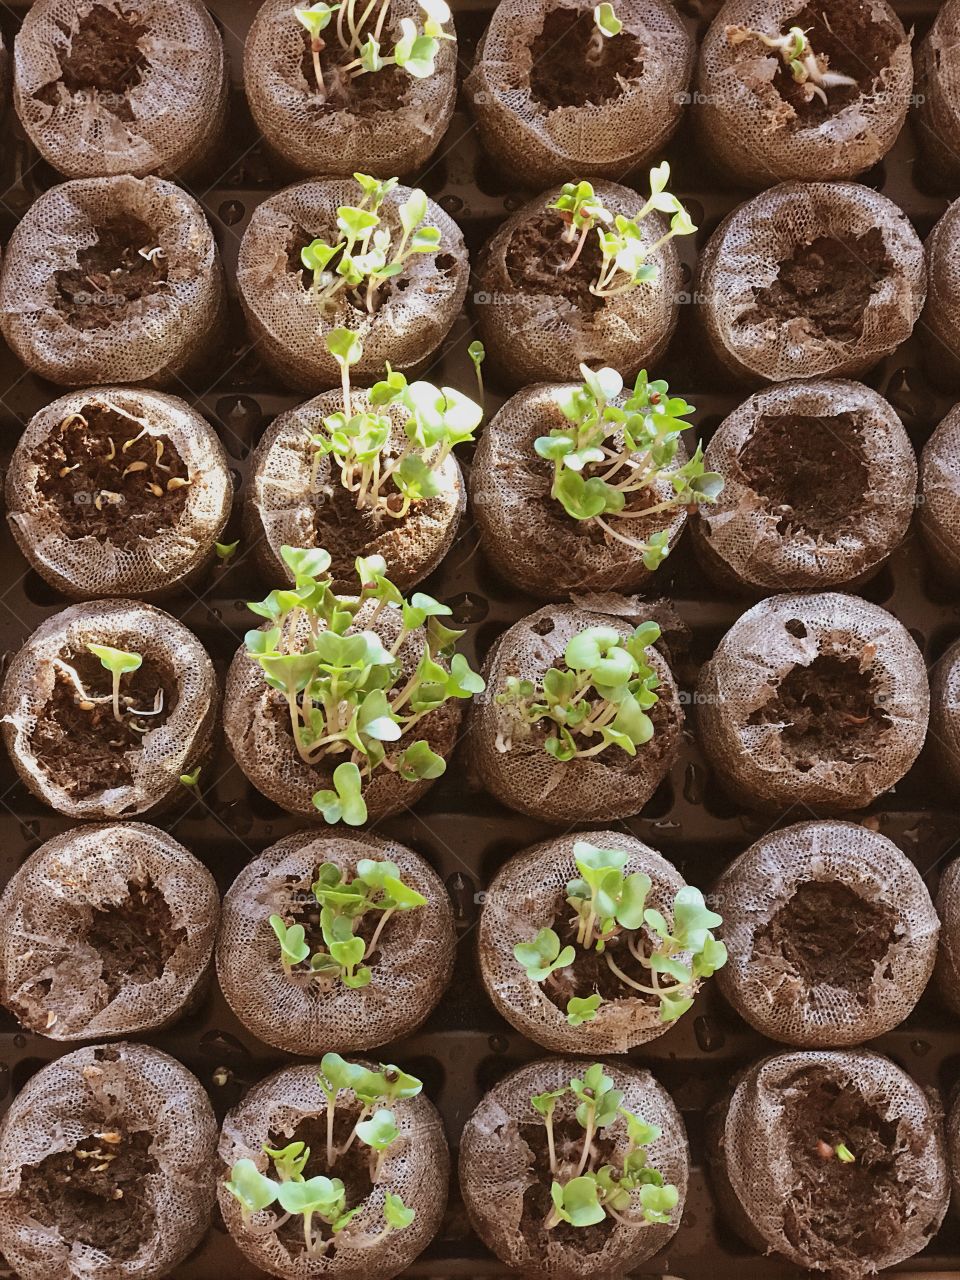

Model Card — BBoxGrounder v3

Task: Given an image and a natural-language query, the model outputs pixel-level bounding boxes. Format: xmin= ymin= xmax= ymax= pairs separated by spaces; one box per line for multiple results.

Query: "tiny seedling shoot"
xmin=298 ymin=174 xmax=442 ymax=316
xmin=535 ymin=364 xmax=722 ymax=570
xmin=244 ymin=546 xmax=484 ymax=825
xmin=309 ymin=327 xmax=482 ymax=519
xmin=513 ymin=841 xmax=726 ymax=1026
xmin=495 ymin=621 xmax=662 ymax=762
xmin=269 ymin=855 xmax=427 ymax=989
xmin=225 ymin=1054 xmax=420 ymax=1257
xmin=724 ymin=23 xmax=857 ymax=105
xmin=529 ymin=1063 xmax=679 ymax=1231
xmin=587 ymin=3 xmax=622 ymax=64
xmin=52 ymin=643 xmax=164 ymax=730
xmin=547 ymin=163 xmax=696 ymax=295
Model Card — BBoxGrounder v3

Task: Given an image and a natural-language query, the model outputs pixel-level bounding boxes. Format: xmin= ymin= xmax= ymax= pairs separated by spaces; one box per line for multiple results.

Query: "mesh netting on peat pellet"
xmin=218 ymin=1061 xmax=449 ymax=1279
xmin=0 ymin=599 xmax=218 ymax=821
xmin=698 ymin=181 xmax=926 ymax=385
xmin=921 ymin=406 xmax=960 ymax=580
xmin=0 ymin=822 xmax=218 ymax=1041
xmin=930 ymin=639 xmax=960 ymax=795
xmin=920 ymin=199 xmax=960 ymax=389
xmin=714 ymin=819 xmax=938 ymax=1048
xmin=0 ymin=174 xmax=225 ymax=388
xmin=471 ymin=381 xmax=687 ymax=599
xmin=14 ymin=0 xmax=227 ymax=180
xmin=245 ymin=387 xmax=464 ymax=592
xmin=217 ymin=830 xmax=454 ymax=1054
xmin=237 ymin=179 xmax=468 ymax=392
xmin=706 ymin=1050 xmax=949 ymax=1277
xmin=934 ymin=855 xmax=960 ymax=1017
xmin=471 ymin=603 xmax=682 ymax=823
xmin=916 ymin=0 xmax=960 ymax=189
xmin=692 ymin=379 xmax=916 ymax=594
xmin=472 ymin=180 xmax=682 ymax=388
xmin=696 ymin=592 xmax=929 ymax=813
xmin=459 ymin=1057 xmax=688 ymax=1279
xmin=0 ymin=1042 xmax=217 ymax=1280
xmin=696 ymin=0 xmax=911 ymax=189
xmin=465 ymin=0 xmax=693 ymax=188
xmin=7 ymin=385 xmax=232 ymax=601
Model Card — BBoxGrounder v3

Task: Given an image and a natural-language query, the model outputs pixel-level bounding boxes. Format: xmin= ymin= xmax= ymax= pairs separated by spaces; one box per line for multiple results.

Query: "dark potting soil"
xmin=31 ymin=650 xmax=175 ymax=798
xmin=747 ymin=653 xmax=891 ymax=770
xmin=505 ymin=209 xmax=605 ymax=319
xmin=32 ymin=403 xmax=189 ymax=548
xmin=55 ymin=215 xmax=169 ymax=331
xmin=519 ymin=1107 xmax=619 ymax=1249
xmin=86 ymin=878 xmax=186 ymax=1002
xmin=529 ymin=9 xmax=643 ymax=110
xmin=37 ymin=4 xmax=148 ymax=122
xmin=18 ymin=1128 xmax=157 ymax=1261
xmin=752 ymin=880 xmax=898 ymax=999
xmin=300 ymin=29 xmax=408 ymax=116
xmin=780 ymin=1069 xmax=906 ymax=1259
xmin=745 ymin=228 xmax=890 ymax=343
xmin=541 ymin=893 xmax=659 ymax=1011
xmin=737 ymin=413 xmax=868 ymax=541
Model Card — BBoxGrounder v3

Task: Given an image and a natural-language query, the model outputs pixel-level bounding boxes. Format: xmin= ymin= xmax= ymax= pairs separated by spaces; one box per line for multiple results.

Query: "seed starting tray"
xmin=0 ymin=0 xmax=957 ymax=1276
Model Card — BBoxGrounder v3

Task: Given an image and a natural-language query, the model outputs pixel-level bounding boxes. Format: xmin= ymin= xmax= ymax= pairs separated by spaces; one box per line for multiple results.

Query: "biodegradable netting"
xmin=0 ymin=1042 xmax=217 ymax=1280
xmin=479 ymin=830 xmax=691 ymax=1053
xmin=715 ymin=819 xmax=938 ymax=1047
xmin=459 ymin=1057 xmax=688 ymax=1278
xmin=932 ymin=640 xmax=960 ymax=796
xmin=0 ymin=822 xmax=218 ymax=1041
xmin=473 ymin=180 xmax=682 ymax=388
xmin=465 ymin=0 xmax=693 ymax=187
xmin=14 ymin=0 xmax=226 ymax=179
xmin=696 ymin=592 xmax=929 ymax=813
xmin=699 ymin=181 xmax=926 ymax=384
xmin=711 ymin=1050 xmax=949 ymax=1275
xmin=245 ymin=387 xmax=464 ymax=592
xmin=218 ymin=1060 xmax=449 ymax=1279
xmin=237 ymin=179 xmax=468 ymax=392
xmin=916 ymin=0 xmax=960 ymax=187
xmin=921 ymin=404 xmax=960 ymax=580
xmin=6 ymin=385 xmax=232 ymax=601
xmin=224 ymin=603 xmax=461 ymax=821
xmin=696 ymin=0 xmax=911 ymax=188
xmin=472 ymin=603 xmax=682 ymax=823
xmin=0 ymin=599 xmax=219 ymax=821
xmin=217 ymin=830 xmax=454 ymax=1054
xmin=471 ymin=380 xmax=687 ymax=599
xmin=921 ymin=199 xmax=960 ymax=388
xmin=0 ymin=174 xmax=224 ymax=388
xmin=694 ymin=378 xmax=916 ymax=593
xmin=934 ymin=855 xmax=960 ymax=1017
xmin=244 ymin=0 xmax=457 ymax=178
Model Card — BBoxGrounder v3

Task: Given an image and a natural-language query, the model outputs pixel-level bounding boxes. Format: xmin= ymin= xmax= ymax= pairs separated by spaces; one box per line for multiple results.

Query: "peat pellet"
xmin=920 ymin=198 xmax=960 ymax=389
xmin=921 ymin=405 xmax=960 ymax=581
xmin=916 ymin=0 xmax=960 ymax=189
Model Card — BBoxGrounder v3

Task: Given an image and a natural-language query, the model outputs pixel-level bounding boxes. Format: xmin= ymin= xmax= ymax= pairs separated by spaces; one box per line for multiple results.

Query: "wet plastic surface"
xmin=0 ymin=0 xmax=957 ymax=1275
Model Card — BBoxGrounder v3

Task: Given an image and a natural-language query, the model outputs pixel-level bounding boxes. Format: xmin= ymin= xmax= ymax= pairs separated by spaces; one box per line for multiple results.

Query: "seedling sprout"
xmin=467 ymin=339 xmax=485 ymax=403
xmin=215 ymin=540 xmax=239 ymax=563
xmin=588 ymin=3 xmax=622 ymax=64
xmin=50 ymin=643 xmax=163 ymax=733
xmin=725 ymin=23 xmax=858 ymax=105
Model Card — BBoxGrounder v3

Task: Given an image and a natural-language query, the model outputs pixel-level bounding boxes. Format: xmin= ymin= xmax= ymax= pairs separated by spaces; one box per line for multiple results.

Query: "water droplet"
xmin=488 ymin=1035 xmax=508 ymax=1054
xmin=910 ymin=1039 xmax=931 ymax=1057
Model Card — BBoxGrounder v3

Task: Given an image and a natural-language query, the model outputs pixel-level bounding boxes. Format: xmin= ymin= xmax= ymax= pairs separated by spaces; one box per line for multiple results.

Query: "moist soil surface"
xmin=781 ymin=1069 xmax=907 ymax=1260
xmin=737 ymin=413 xmax=868 ymax=540
xmin=19 ymin=1127 xmax=156 ymax=1260
xmin=31 ymin=649 xmax=175 ymax=799
xmin=301 ymin=30 xmax=408 ymax=116
xmin=519 ymin=1107 xmax=620 ymax=1249
xmin=32 ymin=403 xmax=189 ymax=548
xmin=541 ymin=893 xmax=661 ymax=1012
xmin=747 ymin=653 xmax=890 ymax=770
xmin=55 ymin=215 xmax=169 ymax=330
xmin=37 ymin=4 xmax=148 ymax=121
xmin=504 ymin=209 xmax=604 ymax=319
xmin=746 ymin=228 xmax=890 ymax=343
xmin=752 ymin=880 xmax=898 ymax=999
xmin=529 ymin=9 xmax=643 ymax=109
xmin=86 ymin=878 xmax=186 ymax=1001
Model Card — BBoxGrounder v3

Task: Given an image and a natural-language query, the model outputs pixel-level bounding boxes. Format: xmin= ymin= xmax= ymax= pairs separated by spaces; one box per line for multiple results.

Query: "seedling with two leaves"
xmin=53 ymin=643 xmax=164 ymax=730
xmin=725 ymin=22 xmax=857 ymax=105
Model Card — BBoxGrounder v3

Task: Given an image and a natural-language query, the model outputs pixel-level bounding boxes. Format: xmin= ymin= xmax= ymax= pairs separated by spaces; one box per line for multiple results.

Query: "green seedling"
xmin=535 ymin=364 xmax=722 ymax=569
xmin=86 ymin=643 xmax=143 ymax=722
xmin=54 ymin=642 xmax=161 ymax=729
xmin=725 ymin=22 xmax=857 ymax=105
xmin=468 ymin=339 xmax=485 ymax=403
xmin=215 ymin=539 xmax=240 ymax=563
xmin=179 ymin=765 xmax=201 ymax=788
xmin=514 ymin=928 xmax=575 ymax=982
xmin=588 ymin=2 xmax=622 ymax=63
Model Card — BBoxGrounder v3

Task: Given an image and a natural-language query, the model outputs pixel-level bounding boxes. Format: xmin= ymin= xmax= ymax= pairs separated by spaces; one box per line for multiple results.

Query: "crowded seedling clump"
xmin=269 ymin=855 xmax=427 ymax=988
xmin=52 ymin=642 xmax=163 ymax=730
xmin=530 ymin=1063 xmax=679 ymax=1230
xmin=514 ymin=841 xmax=726 ymax=1024
xmin=244 ymin=546 xmax=484 ymax=825
xmin=536 ymin=365 xmax=722 ymax=570
xmin=548 ymin=164 xmax=695 ymax=296
xmin=310 ymin=327 xmax=481 ymax=519
xmin=225 ymin=1053 xmax=419 ymax=1256
xmin=725 ymin=23 xmax=858 ymax=105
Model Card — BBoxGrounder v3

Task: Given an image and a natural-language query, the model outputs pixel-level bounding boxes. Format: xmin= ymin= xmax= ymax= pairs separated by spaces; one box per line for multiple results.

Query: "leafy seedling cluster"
xmin=531 ymin=1063 xmax=678 ymax=1231
xmin=245 ymin=545 xmax=484 ymax=825
xmin=495 ymin=622 xmax=662 ymax=762
xmin=53 ymin=643 xmax=164 ymax=730
xmin=269 ymin=855 xmax=426 ymax=989
xmin=725 ymin=23 xmax=857 ymax=105
xmin=514 ymin=841 xmax=726 ymax=1025
xmin=309 ymin=327 xmax=481 ymax=519
xmin=298 ymin=174 xmax=442 ymax=316
xmin=547 ymin=163 xmax=696 ymax=296
xmin=536 ymin=364 xmax=722 ymax=570
xmin=225 ymin=1053 xmax=420 ymax=1257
